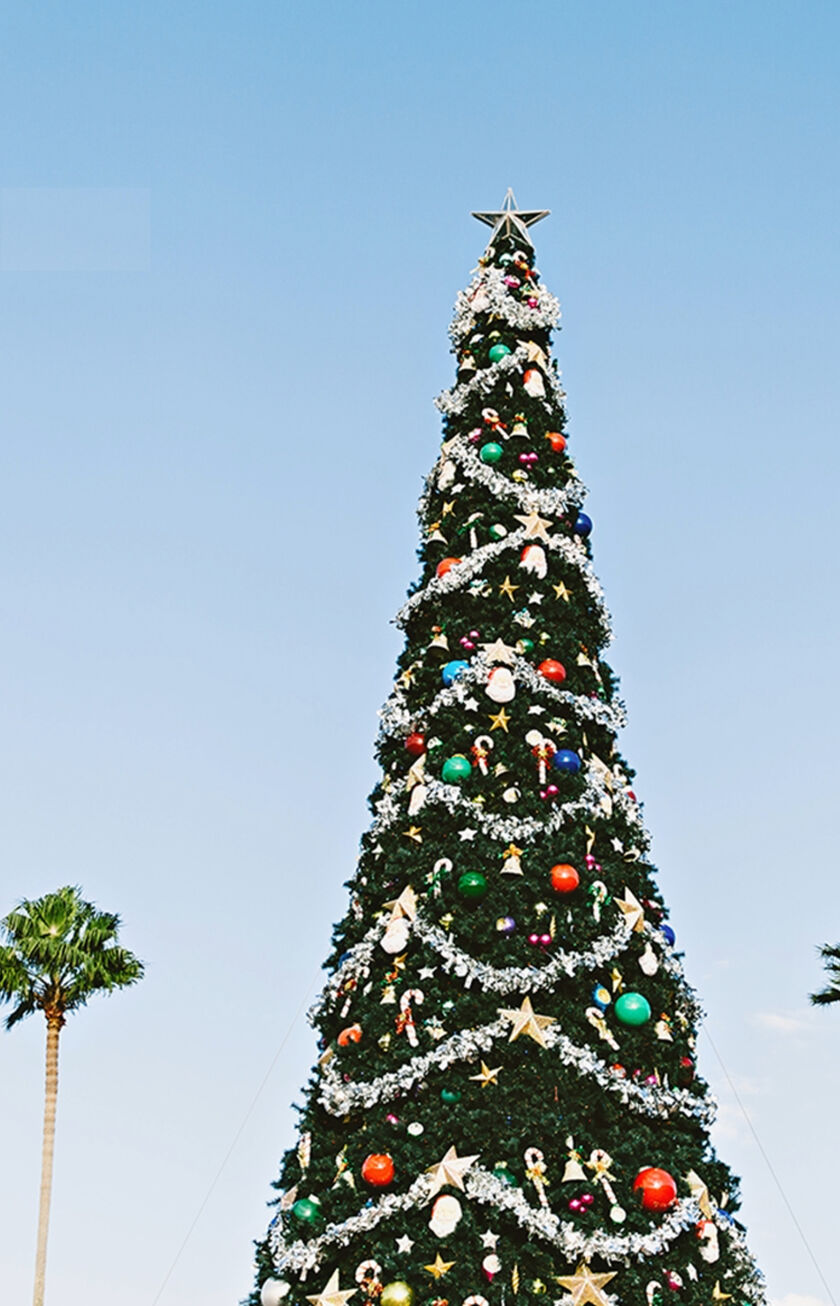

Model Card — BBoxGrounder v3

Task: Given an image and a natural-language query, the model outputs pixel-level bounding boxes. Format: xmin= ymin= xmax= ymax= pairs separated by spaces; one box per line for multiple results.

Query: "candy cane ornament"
xmin=586 ymin=1148 xmax=626 ymax=1223
xmin=524 ymin=1147 xmax=550 ymax=1209
xmin=429 ymin=857 xmax=453 ymax=897
xmin=525 ymin=730 xmax=556 ymax=785
xmin=471 ymin=735 xmax=494 ymax=775
xmin=588 ymin=879 xmax=608 ymax=923
xmin=397 ymin=988 xmax=424 ymax=1047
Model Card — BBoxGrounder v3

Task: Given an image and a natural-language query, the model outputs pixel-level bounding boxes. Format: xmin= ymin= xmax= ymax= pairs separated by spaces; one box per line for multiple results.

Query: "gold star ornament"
xmin=306 ymin=1272 xmax=358 ymax=1306
xmin=614 ymin=887 xmax=645 ymax=933
xmin=424 ymin=1254 xmax=456 ymax=1280
xmin=554 ymin=1263 xmax=617 ymax=1306
xmin=425 ymin=1145 xmax=479 ymax=1196
xmin=499 ymin=575 xmax=519 ymax=601
xmin=498 ymin=995 xmax=555 ymax=1047
xmin=481 ymin=636 xmax=517 ymax=665
xmin=514 ymin=509 xmax=553 ymax=542
xmin=469 ymin=1060 xmax=501 ymax=1087
xmin=489 ymin=706 xmax=511 ymax=732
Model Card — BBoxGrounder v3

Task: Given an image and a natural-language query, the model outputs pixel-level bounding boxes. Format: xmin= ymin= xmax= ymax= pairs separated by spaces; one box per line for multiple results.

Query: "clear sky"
xmin=0 ymin=2 xmax=839 ymax=1304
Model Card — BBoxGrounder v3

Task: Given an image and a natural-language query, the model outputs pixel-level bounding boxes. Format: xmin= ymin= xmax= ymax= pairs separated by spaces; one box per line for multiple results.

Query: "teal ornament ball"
xmin=480 ymin=441 xmax=504 ymax=465
xmin=290 ymin=1197 xmax=321 ymax=1225
xmin=442 ymin=754 xmax=472 ymax=783
xmin=440 ymin=1087 xmax=462 ymax=1104
xmin=488 ymin=342 xmax=511 ymax=363
xmin=614 ymin=992 xmax=652 ymax=1027
xmin=457 ymin=870 xmax=488 ymax=901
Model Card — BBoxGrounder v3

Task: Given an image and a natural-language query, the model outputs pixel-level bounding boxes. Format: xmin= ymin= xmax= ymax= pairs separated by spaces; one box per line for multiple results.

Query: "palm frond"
xmin=810 ymin=942 xmax=840 ymax=1007
xmin=0 ymin=886 xmax=143 ymax=1029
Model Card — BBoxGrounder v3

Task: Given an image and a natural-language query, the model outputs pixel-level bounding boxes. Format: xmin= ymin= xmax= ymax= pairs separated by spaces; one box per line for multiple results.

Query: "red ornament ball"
xmin=538 ymin=658 xmax=567 ymax=684
xmin=633 ymin=1167 xmax=677 ymax=1212
xmin=405 ymin=732 xmax=426 ymax=756
xmin=436 ymin=557 xmax=461 ymax=577
xmin=550 ymin=863 xmax=580 ymax=893
xmin=545 ymin=431 xmax=567 ymax=454
xmin=361 ymin=1153 xmax=395 ymax=1188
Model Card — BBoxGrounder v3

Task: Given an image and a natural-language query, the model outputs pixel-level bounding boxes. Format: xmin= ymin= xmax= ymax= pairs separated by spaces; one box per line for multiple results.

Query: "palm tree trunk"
xmin=33 ymin=1014 xmax=62 ymax=1306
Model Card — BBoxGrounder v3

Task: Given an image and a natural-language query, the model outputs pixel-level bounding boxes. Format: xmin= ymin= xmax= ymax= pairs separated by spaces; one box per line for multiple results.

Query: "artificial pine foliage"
xmin=248 ymin=198 xmax=765 ymax=1306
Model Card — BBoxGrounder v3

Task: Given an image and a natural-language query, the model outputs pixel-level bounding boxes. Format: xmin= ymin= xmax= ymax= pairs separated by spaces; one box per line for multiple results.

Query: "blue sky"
xmin=1 ymin=2 xmax=839 ymax=1303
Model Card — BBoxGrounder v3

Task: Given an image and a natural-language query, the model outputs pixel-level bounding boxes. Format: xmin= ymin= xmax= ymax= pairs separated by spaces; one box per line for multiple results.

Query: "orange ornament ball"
xmin=546 ymin=431 xmax=567 ymax=454
xmin=538 ymin=659 xmax=567 ymax=684
xmin=361 ymin=1153 xmax=395 ymax=1188
xmin=436 ymin=557 xmax=461 ymax=578
xmin=633 ymin=1167 xmax=677 ymax=1212
xmin=550 ymin=863 xmax=580 ymax=893
xmin=337 ymin=1024 xmax=362 ymax=1047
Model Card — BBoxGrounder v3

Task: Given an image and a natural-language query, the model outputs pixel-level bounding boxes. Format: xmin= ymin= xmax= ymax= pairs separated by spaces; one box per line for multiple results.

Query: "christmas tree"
xmin=249 ymin=193 xmax=765 ymax=1306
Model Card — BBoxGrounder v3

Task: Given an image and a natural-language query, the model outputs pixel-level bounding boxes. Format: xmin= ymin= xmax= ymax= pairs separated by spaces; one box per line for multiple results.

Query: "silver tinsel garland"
xmin=270 ymin=1163 xmax=736 ymax=1277
xmin=369 ymin=760 xmax=643 ymax=847
xmin=394 ymin=528 xmax=610 ymax=639
xmin=311 ymin=901 xmax=699 ymax=1027
xmin=415 ymin=431 xmax=586 ymax=523
xmin=316 ymin=1010 xmax=715 ymax=1125
xmin=447 ymin=266 xmax=561 ymax=345
xmin=434 ymin=344 xmax=567 ymax=421
xmin=377 ymin=654 xmax=627 ymax=741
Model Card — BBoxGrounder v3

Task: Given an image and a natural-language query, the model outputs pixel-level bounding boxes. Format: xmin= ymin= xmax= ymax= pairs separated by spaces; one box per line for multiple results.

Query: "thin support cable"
xmin=150 ymin=974 xmax=319 ymax=1305
xmin=702 ymin=1025 xmax=836 ymax=1306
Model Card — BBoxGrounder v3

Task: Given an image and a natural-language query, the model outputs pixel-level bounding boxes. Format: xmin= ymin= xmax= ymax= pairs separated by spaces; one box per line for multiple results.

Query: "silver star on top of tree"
xmin=471 ymin=188 xmax=550 ymax=247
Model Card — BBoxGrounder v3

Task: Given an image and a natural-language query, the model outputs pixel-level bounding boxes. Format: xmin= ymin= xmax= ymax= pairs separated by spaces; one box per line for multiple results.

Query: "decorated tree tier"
xmin=248 ymin=192 xmax=765 ymax=1306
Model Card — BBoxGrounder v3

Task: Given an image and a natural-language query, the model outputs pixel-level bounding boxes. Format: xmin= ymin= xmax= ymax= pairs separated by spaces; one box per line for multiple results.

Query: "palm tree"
xmin=0 ymin=885 xmax=144 ymax=1306
xmin=810 ymin=942 xmax=840 ymax=1006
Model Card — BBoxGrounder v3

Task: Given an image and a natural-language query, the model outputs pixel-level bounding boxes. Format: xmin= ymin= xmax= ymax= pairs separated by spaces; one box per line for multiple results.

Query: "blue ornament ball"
xmin=592 ymin=984 xmax=612 ymax=1011
xmin=441 ymin=659 xmax=469 ymax=686
xmin=575 ymin=512 xmax=593 ymax=537
xmin=553 ymin=748 xmax=582 ymax=774
xmin=660 ymin=924 xmax=676 ymax=946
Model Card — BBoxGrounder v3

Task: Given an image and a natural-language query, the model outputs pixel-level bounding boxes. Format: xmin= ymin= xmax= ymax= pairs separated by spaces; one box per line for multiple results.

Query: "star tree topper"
xmin=472 ymin=188 xmax=550 ymax=247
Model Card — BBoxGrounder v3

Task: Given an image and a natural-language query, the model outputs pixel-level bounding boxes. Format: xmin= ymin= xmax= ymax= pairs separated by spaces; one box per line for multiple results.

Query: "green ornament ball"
xmin=480 ymin=441 xmax=504 ymax=465
xmin=488 ymin=342 xmax=511 ymax=363
xmin=492 ymin=1163 xmax=517 ymax=1186
xmin=440 ymin=1087 xmax=462 ymax=1104
xmin=517 ymin=637 xmax=534 ymax=653
xmin=381 ymin=1284 xmax=414 ymax=1306
xmin=614 ymin=991 xmax=652 ymax=1026
xmin=457 ymin=870 xmax=488 ymax=901
xmin=441 ymin=754 xmax=472 ymax=783
xmin=488 ymin=523 xmax=507 ymax=540
xmin=290 ymin=1197 xmax=321 ymax=1225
